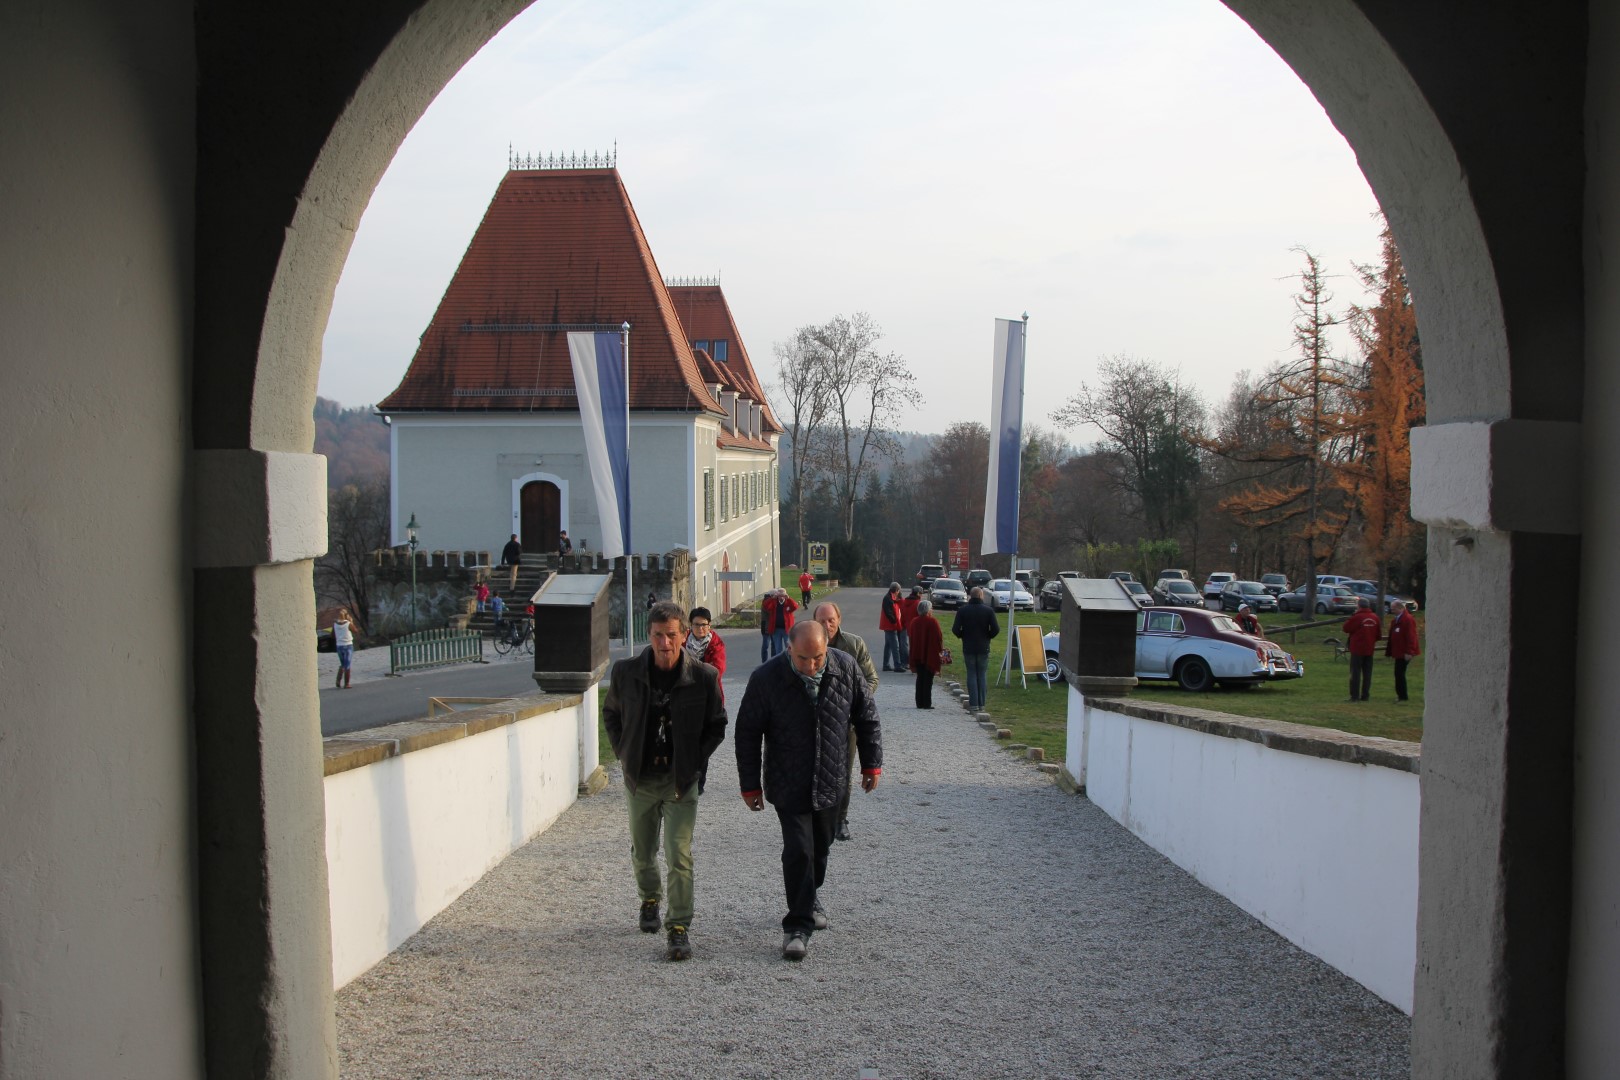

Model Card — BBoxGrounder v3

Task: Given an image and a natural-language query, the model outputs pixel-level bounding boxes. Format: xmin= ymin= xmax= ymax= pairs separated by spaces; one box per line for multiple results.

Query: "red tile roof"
xmin=378 ymin=168 xmax=729 ymax=417
xmin=666 ymin=284 xmax=783 ymax=434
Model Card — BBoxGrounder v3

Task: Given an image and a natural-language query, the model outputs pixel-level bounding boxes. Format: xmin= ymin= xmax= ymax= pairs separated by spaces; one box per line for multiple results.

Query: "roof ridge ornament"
xmin=664 ymin=274 xmax=722 ymax=287
xmin=507 ymin=140 xmax=618 ymax=171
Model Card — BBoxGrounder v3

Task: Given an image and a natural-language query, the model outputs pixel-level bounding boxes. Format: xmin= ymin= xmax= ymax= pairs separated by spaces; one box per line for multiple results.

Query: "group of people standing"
xmin=1341 ymin=599 xmax=1422 ymax=702
xmin=603 ymin=600 xmax=881 ymax=964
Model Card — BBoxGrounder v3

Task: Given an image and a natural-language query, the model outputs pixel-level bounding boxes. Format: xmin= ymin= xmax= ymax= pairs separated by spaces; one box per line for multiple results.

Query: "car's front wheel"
xmin=1176 ymin=655 xmax=1214 ymax=692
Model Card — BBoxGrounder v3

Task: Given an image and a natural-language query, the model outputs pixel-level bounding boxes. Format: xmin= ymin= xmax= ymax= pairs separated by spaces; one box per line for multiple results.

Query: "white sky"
xmin=318 ymin=0 xmax=1383 ymax=437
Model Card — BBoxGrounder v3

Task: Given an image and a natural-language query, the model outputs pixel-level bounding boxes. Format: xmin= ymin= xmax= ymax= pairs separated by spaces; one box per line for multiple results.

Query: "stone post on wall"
xmin=1055 ymin=577 xmax=1140 ymax=794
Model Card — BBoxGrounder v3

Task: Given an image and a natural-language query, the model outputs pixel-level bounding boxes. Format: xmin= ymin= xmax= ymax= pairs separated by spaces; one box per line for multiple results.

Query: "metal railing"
xmin=389 ymin=628 xmax=486 ymax=675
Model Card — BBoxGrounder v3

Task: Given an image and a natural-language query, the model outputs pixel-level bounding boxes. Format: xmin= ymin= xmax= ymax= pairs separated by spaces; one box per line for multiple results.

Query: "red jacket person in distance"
xmin=1342 ymin=598 xmax=1384 ymax=702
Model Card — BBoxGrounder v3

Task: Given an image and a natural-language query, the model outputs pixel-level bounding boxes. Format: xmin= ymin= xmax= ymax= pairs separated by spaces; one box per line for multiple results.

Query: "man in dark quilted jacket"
xmin=736 ymin=620 xmax=882 ymax=961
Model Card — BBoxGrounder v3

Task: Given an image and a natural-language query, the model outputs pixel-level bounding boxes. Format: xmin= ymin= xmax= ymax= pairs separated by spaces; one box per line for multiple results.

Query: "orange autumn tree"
xmin=1337 ymin=219 xmax=1425 ymax=609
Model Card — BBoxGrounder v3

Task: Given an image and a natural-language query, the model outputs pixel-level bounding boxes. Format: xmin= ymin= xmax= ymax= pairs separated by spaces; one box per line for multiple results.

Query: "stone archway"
xmin=201 ymin=3 xmax=1596 ymax=1075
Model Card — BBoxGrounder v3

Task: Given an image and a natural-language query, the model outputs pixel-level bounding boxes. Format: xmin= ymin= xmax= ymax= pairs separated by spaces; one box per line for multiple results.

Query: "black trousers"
xmin=1394 ymin=657 xmax=1410 ymax=701
xmin=915 ymin=668 xmax=934 ymax=708
xmin=776 ymin=804 xmax=839 ymax=934
xmin=1348 ymin=654 xmax=1373 ymax=700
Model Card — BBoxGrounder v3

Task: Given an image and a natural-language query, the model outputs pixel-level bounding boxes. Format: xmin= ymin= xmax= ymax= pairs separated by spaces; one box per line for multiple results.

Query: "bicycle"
xmin=493 ymin=616 xmax=533 ymax=656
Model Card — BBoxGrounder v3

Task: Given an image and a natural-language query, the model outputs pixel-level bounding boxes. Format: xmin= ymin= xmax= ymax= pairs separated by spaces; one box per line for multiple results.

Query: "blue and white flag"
xmin=981 ymin=317 xmax=1026 ymax=555
xmin=568 ymin=330 xmax=631 ymax=559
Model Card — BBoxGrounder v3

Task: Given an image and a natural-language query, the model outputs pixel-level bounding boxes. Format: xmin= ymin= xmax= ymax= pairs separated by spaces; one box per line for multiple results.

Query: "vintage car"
xmin=1040 ymin=606 xmax=1303 ymax=690
xmin=988 ymin=578 xmax=1036 ymax=612
xmin=929 ymin=575 xmax=968 ymax=610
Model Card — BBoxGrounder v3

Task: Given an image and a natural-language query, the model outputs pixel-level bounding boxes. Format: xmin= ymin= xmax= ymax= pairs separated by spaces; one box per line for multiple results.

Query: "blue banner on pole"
xmin=568 ymin=330 xmax=631 ymax=558
xmin=981 ymin=318 xmax=1026 ymax=555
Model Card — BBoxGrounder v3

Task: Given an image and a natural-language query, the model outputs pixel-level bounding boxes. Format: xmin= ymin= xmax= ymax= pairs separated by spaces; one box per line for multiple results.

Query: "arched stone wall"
xmin=192 ymin=2 xmax=1600 ymax=1077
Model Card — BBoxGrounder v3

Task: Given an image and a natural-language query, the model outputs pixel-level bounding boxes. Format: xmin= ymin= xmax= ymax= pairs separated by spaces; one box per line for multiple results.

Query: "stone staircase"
xmin=464 ymin=554 xmax=554 ymax=637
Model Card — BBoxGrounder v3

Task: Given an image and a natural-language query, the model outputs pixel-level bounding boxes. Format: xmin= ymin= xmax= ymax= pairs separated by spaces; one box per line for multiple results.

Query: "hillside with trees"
xmin=315 ymin=397 xmax=389 ymax=491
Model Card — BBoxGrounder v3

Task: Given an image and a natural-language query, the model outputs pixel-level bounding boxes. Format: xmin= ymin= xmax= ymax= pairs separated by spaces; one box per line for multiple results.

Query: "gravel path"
xmin=335 ymin=667 xmax=1411 ymax=1079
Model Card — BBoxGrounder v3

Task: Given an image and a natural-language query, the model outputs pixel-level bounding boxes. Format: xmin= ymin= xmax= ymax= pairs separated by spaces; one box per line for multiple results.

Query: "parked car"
xmin=1121 ymin=580 xmax=1154 ymax=608
xmin=1156 ymin=569 xmax=1190 ymax=582
xmin=1039 ymin=578 xmax=1067 ymax=611
xmin=1039 ymin=606 xmax=1303 ymax=691
xmin=1260 ymin=573 xmax=1290 ymax=597
xmin=1153 ymin=578 xmax=1204 ymax=607
xmin=988 ymin=578 xmax=1036 ymax=612
xmin=1316 ymin=574 xmax=1355 ymax=589
xmin=964 ymin=568 xmax=994 ymax=594
xmin=1014 ymin=569 xmax=1036 ymax=590
xmin=1108 ymin=570 xmax=1135 ymax=582
xmin=929 ymin=576 xmax=968 ymax=610
xmin=1203 ymin=571 xmax=1236 ymax=602
xmin=916 ymin=563 xmax=946 ymax=588
xmin=1278 ymin=583 xmax=1359 ymax=614
xmin=1219 ymin=579 xmax=1279 ymax=613
xmin=1342 ymin=579 xmax=1419 ymax=613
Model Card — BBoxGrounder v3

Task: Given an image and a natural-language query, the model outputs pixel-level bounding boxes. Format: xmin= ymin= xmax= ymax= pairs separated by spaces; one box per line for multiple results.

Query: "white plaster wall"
xmin=392 ymin=416 xmax=695 ymax=556
xmin=0 ymin=1 xmax=203 ymax=1075
xmin=1074 ymin=701 xmax=1419 ymax=1013
xmin=324 ymin=702 xmax=585 ymax=988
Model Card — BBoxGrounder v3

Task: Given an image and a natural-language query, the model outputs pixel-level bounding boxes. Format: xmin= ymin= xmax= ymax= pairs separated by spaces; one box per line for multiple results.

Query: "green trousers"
xmin=625 ymin=773 xmax=700 ymax=928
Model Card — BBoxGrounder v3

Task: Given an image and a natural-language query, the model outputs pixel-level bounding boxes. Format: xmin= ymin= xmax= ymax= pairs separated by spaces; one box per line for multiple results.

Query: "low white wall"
xmin=324 ymin=695 xmax=589 ymax=988
xmin=1068 ymin=689 xmax=1419 ymax=1013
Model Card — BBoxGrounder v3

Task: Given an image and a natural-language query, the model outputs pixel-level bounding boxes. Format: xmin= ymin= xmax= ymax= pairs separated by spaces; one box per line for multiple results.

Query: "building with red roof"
xmin=377 ymin=157 xmax=782 ymax=612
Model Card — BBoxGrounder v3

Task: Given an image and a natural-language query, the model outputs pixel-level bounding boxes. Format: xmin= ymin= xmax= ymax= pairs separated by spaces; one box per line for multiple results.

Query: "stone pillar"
xmin=193 ymin=450 xmax=337 ymax=1077
xmin=1409 ymin=421 xmax=1580 ymax=1074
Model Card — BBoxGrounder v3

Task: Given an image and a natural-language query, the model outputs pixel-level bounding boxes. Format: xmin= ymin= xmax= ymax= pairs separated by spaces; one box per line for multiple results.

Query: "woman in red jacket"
xmin=899 ymin=586 xmax=923 ymax=671
xmin=684 ymin=606 xmax=727 ymax=698
xmin=908 ymin=598 xmax=944 ymax=709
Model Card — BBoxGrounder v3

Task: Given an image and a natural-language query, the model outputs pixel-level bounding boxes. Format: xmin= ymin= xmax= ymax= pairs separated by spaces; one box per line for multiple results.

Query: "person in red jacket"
xmin=878 ymin=582 xmax=905 ymax=672
xmin=907 ymin=598 xmax=944 ymax=708
xmin=899 ymin=586 xmax=923 ymax=671
xmin=761 ymin=589 xmax=798 ymax=660
xmin=1386 ymin=604 xmax=1421 ymax=703
xmin=684 ymin=606 xmax=727 ymax=696
xmin=1342 ymin=597 xmax=1384 ymax=702
xmin=798 ymin=570 xmax=814 ymax=607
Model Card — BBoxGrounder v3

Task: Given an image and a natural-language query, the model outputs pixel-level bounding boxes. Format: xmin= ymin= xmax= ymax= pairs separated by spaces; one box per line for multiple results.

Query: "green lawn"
xmin=935 ymin=607 xmax=1425 ymax=763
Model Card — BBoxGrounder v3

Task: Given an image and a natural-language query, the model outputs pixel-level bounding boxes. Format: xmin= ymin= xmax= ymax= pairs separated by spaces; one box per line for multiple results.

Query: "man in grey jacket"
xmin=814 ymin=600 xmax=878 ymax=842
xmin=602 ymin=601 xmax=728 ymax=961
xmin=736 ymin=620 xmax=882 ymax=961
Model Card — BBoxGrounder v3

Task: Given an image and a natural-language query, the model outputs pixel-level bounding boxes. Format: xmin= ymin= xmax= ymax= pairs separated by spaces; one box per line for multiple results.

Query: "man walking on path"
xmin=879 ymin=582 xmax=905 ymax=671
xmin=500 ymin=533 xmax=523 ymax=591
xmin=736 ymin=620 xmax=882 ymax=961
xmin=602 ymin=601 xmax=728 ymax=961
xmin=814 ymin=601 xmax=879 ymax=844
xmin=760 ymin=589 xmax=798 ymax=660
xmin=798 ymin=569 xmax=814 ymax=607
xmin=1342 ymin=598 xmax=1383 ymax=702
xmin=1386 ymin=604 xmax=1421 ymax=702
xmin=952 ymin=587 xmax=1000 ymax=711
xmin=557 ymin=529 xmax=572 ymax=557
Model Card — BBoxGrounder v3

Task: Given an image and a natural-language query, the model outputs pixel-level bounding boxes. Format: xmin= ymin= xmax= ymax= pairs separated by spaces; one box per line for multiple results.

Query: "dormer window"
xmin=712 ymin=340 xmax=728 ymax=363
xmin=693 ymin=339 xmax=710 ymax=356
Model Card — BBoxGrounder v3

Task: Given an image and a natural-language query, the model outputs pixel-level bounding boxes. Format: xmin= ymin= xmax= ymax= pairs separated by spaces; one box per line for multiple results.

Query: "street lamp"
xmin=406 ymin=512 xmax=420 ymax=635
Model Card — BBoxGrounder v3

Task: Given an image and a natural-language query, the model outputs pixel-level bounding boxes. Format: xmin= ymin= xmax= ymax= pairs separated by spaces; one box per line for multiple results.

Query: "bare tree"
xmin=316 ymin=476 xmax=389 ymax=636
xmin=769 ymin=328 xmax=833 ymax=564
xmin=1051 ymin=356 xmax=1205 ymax=540
xmin=803 ymin=313 xmax=922 ymax=541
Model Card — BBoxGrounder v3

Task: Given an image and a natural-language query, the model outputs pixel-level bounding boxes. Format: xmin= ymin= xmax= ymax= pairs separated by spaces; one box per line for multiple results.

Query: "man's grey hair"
xmin=970 ymin=587 xmax=984 ymax=601
xmin=916 ymin=599 xmax=932 ymax=615
xmin=889 ymin=581 xmax=901 ymax=591
xmin=813 ymin=600 xmax=841 ymax=618
xmin=648 ymin=600 xmax=687 ymax=629
xmin=1357 ymin=596 xmax=1372 ymax=609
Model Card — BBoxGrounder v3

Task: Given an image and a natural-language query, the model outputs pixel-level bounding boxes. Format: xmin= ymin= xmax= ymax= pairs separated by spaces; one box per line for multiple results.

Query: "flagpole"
xmin=622 ymin=320 xmax=634 ymax=652
xmin=998 ymin=313 xmax=1029 ymax=688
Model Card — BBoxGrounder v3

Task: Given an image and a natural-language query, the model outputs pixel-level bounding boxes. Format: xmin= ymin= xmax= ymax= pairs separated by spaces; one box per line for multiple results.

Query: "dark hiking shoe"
xmin=812 ymin=900 xmax=829 ymax=931
xmin=666 ymin=925 xmax=692 ymax=961
xmin=782 ymin=931 xmax=809 ymax=960
xmin=835 ymin=821 xmax=852 ymax=842
xmin=639 ymin=899 xmax=660 ymax=933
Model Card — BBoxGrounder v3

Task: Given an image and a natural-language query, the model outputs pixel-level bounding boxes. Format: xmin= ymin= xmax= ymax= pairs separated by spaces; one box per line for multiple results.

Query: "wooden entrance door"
xmin=520 ymin=481 xmax=560 ymax=554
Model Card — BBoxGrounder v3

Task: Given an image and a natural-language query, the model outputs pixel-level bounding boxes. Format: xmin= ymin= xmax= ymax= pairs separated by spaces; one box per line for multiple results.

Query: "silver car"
xmin=989 ymin=578 xmax=1036 ymax=612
